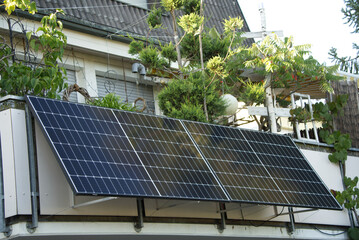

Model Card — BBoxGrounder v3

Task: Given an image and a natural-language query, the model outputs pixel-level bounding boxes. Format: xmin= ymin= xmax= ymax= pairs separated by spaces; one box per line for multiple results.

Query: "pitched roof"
xmin=34 ymin=0 xmax=254 ymax=45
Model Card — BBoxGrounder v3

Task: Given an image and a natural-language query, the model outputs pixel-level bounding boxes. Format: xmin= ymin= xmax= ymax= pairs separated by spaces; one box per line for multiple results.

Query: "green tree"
xmin=157 ymin=72 xmax=225 ymax=122
xmin=233 ymin=34 xmax=341 ymax=130
xmin=129 ymin=0 xmax=244 ymax=123
xmin=0 ymin=1 xmax=68 ymax=98
xmin=329 ymin=0 xmax=358 ymax=74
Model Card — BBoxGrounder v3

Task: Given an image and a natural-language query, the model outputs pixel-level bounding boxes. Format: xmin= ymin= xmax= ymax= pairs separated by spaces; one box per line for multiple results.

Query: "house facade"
xmin=0 ymin=0 xmax=358 ymax=239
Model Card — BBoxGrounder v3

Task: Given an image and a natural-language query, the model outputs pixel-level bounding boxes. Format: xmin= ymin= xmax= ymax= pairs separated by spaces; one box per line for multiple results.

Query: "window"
xmin=96 ymin=76 xmax=155 ymax=114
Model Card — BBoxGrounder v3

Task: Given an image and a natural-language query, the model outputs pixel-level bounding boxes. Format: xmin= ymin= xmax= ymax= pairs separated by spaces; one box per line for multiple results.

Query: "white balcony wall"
xmin=0 ymin=109 xmax=31 ymax=218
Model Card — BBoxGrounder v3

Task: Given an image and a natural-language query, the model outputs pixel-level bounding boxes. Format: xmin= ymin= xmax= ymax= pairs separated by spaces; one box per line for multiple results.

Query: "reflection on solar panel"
xmin=26 ymin=96 xmax=341 ymax=210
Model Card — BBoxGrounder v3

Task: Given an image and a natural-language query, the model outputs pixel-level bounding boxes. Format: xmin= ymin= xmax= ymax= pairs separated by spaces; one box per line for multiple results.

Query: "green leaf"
xmin=348 ymin=228 xmax=359 ymax=240
xmin=26 ymin=31 xmax=32 ymax=40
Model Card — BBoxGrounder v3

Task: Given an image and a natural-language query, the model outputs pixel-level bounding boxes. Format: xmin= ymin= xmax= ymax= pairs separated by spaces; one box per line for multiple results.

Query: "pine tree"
xmin=329 ymin=0 xmax=359 ymax=74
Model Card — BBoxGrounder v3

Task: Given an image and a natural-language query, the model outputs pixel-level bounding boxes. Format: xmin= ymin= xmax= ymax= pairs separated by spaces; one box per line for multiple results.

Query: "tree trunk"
xmin=264 ymin=74 xmax=277 ymax=133
xmin=198 ymin=0 xmax=208 ymax=121
xmin=170 ymin=9 xmax=183 ymax=75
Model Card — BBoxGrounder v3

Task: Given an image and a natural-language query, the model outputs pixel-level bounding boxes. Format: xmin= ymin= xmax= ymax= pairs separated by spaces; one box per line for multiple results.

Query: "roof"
xmin=33 ymin=0 xmax=254 ymax=45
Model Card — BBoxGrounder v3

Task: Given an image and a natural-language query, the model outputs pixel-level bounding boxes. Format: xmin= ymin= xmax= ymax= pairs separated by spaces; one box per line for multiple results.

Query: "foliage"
xmin=178 ymin=12 xmax=203 ymax=35
xmin=161 ymin=0 xmax=183 ymax=11
xmin=157 ymin=72 xmax=226 ymax=123
xmin=0 ymin=9 xmax=68 ymax=98
xmin=236 ymin=80 xmax=265 ymax=106
xmin=342 ymin=0 xmax=359 ymax=33
xmin=348 ymin=227 xmax=359 ymax=240
xmin=336 ymin=176 xmax=359 ymax=240
xmin=3 ymin=0 xmax=37 ymax=14
xmin=128 ymin=39 xmax=144 ymax=55
xmin=289 ymin=106 xmax=311 ymax=123
xmin=329 ymin=45 xmax=359 ymax=74
xmin=160 ymin=42 xmax=177 ymax=65
xmin=182 ymin=0 xmax=200 ymax=14
xmin=289 ymin=95 xmax=351 ymax=164
xmin=206 ymin=56 xmax=228 ymax=78
xmin=336 ymin=177 xmax=359 ymax=209
xmin=147 ymin=6 xmax=162 ymax=29
xmin=329 ymin=0 xmax=358 ymax=74
xmin=34 ymin=10 xmax=67 ymax=64
xmin=243 ymin=35 xmax=340 ymax=94
xmin=223 ymin=17 xmax=243 ymax=35
xmin=180 ymin=27 xmax=231 ymax=65
xmin=89 ymin=93 xmax=137 ymax=111
xmin=138 ymin=45 xmax=169 ymax=69
xmin=128 ymin=1 xmax=245 ymax=122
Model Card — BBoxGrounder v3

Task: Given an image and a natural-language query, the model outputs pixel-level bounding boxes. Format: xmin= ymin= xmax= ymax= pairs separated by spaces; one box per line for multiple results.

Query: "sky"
xmin=237 ymin=0 xmax=358 ymax=65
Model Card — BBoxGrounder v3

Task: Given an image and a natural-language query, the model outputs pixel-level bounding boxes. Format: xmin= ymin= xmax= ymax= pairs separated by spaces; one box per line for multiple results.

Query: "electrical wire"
xmin=249 ymin=206 xmax=285 ymax=227
xmin=312 ymin=226 xmax=347 ymax=236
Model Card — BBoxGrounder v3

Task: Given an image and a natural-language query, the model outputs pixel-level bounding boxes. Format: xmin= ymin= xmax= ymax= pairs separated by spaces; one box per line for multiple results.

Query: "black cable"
xmin=249 ymin=206 xmax=285 ymax=227
xmin=313 ymin=226 xmax=347 ymax=236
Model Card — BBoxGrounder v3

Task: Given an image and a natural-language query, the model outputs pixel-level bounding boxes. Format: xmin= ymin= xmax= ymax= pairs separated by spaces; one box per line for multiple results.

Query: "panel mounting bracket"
xmin=287 ymin=207 xmax=295 ymax=235
xmin=134 ymin=198 xmax=144 ymax=233
xmin=217 ymin=202 xmax=226 ymax=233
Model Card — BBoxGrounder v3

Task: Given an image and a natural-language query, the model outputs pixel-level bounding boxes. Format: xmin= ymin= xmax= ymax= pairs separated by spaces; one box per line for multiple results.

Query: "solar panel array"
xmin=26 ymin=96 xmax=341 ymax=210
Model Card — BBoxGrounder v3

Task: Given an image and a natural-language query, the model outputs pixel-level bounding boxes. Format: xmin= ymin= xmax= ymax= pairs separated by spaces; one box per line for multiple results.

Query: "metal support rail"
xmin=218 ymin=203 xmax=226 ymax=233
xmin=134 ymin=198 xmax=144 ymax=232
xmin=287 ymin=207 xmax=295 ymax=234
xmin=25 ymin=105 xmax=38 ymax=233
xmin=72 ymin=197 xmax=118 ymax=209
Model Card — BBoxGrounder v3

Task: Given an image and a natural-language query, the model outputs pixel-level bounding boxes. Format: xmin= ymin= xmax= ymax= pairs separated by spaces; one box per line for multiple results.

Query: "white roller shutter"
xmin=96 ymin=76 xmax=155 ymax=114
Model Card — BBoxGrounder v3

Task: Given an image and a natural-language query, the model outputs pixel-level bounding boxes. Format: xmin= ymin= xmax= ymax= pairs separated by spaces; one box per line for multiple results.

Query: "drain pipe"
xmin=0 ymin=135 xmax=12 ymax=237
xmin=25 ymin=105 xmax=38 ymax=232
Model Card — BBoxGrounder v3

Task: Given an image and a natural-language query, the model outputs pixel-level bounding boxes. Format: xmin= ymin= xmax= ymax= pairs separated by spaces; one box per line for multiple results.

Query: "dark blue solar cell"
xmin=44 ymin=114 xmax=59 ymax=128
xmin=55 ymin=101 xmax=68 ymax=115
xmin=76 ymin=104 xmax=91 ymax=119
xmin=71 ymin=176 xmax=85 ymax=193
xmin=37 ymin=112 xmax=50 ymax=127
xmin=46 ymin=128 xmax=59 ymax=143
xmin=62 ymin=159 xmax=76 ymax=175
xmin=37 ymin=98 xmax=51 ymax=112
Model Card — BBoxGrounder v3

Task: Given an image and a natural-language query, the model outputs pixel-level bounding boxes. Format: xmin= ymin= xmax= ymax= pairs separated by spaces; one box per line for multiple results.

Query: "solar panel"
xmin=27 ymin=96 xmax=159 ymax=197
xmin=114 ymin=111 xmax=228 ymax=201
xmin=240 ymin=129 xmax=341 ymax=209
xmin=27 ymin=96 xmax=228 ymax=201
xmin=183 ymin=121 xmax=341 ymax=209
xmin=26 ymin=96 xmax=341 ymax=210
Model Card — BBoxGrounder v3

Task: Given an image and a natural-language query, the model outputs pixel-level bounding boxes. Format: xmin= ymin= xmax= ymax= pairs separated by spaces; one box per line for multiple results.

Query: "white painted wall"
xmin=0 ymin=109 xmax=31 ymax=218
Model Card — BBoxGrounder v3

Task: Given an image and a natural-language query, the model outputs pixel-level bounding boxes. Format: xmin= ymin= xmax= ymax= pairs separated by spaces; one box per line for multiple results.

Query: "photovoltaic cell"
xmin=184 ymin=121 xmax=341 ymax=209
xmin=26 ymin=96 xmax=341 ymax=210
